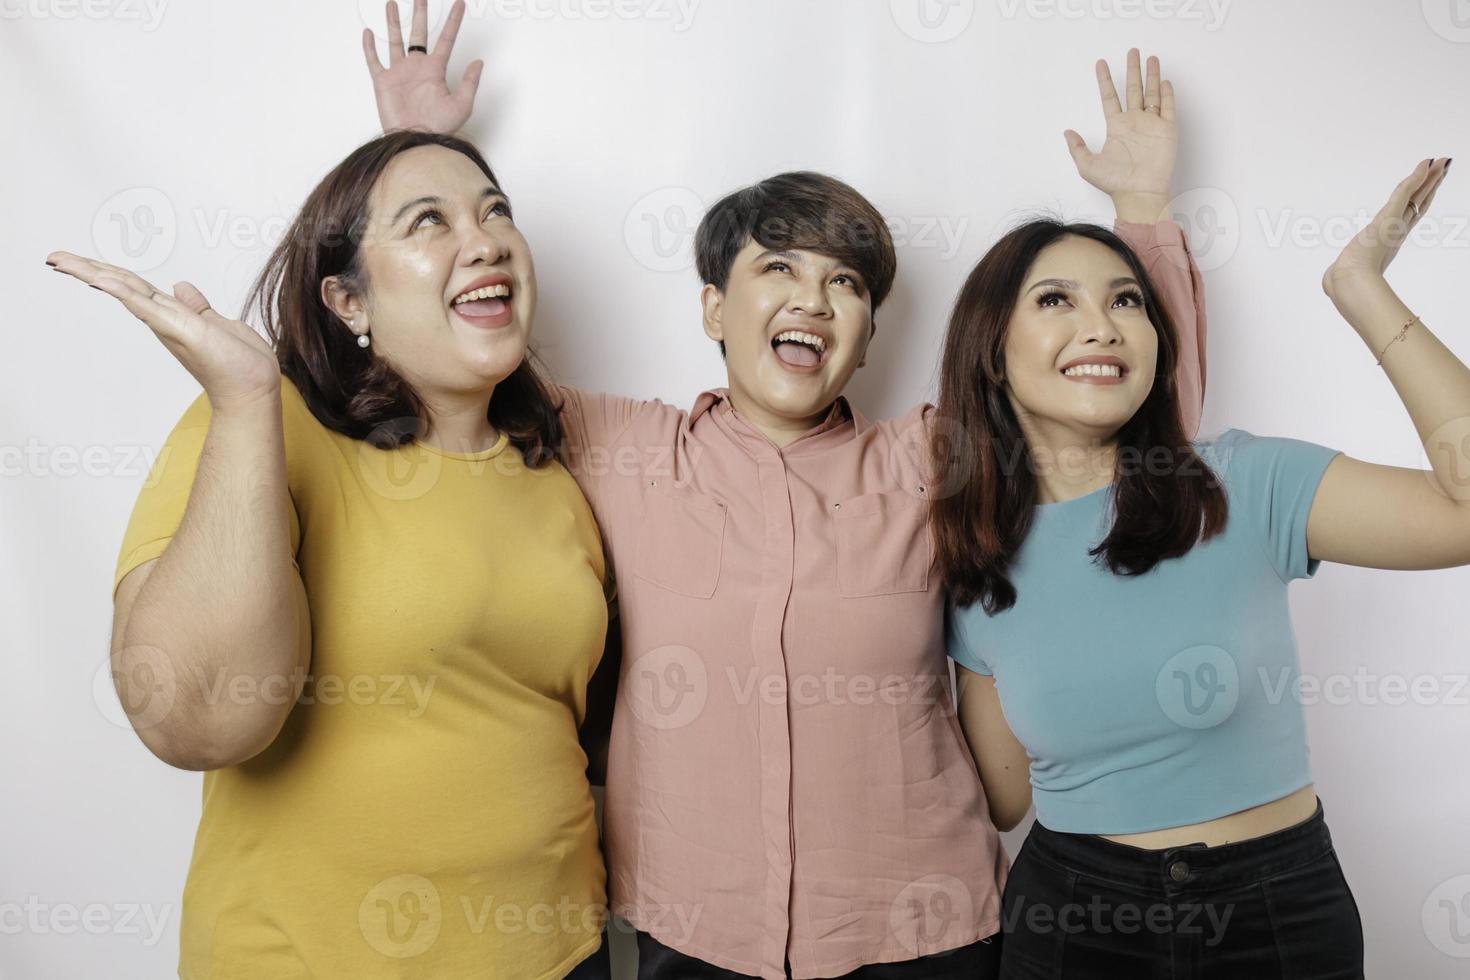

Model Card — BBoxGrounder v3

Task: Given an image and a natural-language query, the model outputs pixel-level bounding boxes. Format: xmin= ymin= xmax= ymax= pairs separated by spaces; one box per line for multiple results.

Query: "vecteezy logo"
xmin=1420 ymin=417 xmax=1470 ymax=501
xmin=625 ymin=645 xmax=708 ymax=730
xmin=92 ymin=188 xmax=176 ymax=272
xmin=1422 ymin=0 xmax=1470 ymax=42
xmin=623 ymin=187 xmax=704 ymax=273
xmin=93 ymin=646 xmax=177 ymax=731
xmin=359 ymin=874 xmax=442 ymax=959
xmin=1156 ymin=645 xmax=1239 ymax=730
xmin=355 ymin=420 xmax=445 ymax=501
xmin=889 ymin=875 xmax=974 ymax=955
xmin=1167 ymin=187 xmax=1240 ymax=272
xmin=889 ymin=0 xmax=975 ymax=42
xmin=1423 ymin=875 xmax=1470 ymax=957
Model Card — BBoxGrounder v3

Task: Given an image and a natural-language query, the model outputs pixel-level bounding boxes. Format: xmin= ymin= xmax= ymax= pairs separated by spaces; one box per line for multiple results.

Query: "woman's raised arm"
xmin=48 ymin=252 xmax=310 ymax=771
xmin=1303 ymin=157 xmax=1470 ymax=570
xmin=1066 ymin=49 xmax=1208 ymax=439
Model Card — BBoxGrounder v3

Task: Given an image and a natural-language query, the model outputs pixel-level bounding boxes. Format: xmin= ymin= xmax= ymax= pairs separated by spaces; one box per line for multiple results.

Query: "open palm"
xmin=364 ymin=0 xmax=482 ymax=134
xmin=47 ymin=251 xmax=281 ymax=410
xmin=1324 ymin=157 xmax=1451 ymax=299
xmin=1066 ymin=50 xmax=1177 ymax=203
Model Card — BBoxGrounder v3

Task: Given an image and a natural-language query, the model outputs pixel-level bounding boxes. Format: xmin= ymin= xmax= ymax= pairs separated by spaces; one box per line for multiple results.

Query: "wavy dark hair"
xmin=243 ymin=130 xmax=561 ymax=466
xmin=930 ymin=219 xmax=1229 ymax=614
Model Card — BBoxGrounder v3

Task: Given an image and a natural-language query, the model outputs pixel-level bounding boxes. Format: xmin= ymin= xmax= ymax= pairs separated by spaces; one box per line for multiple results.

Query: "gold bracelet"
xmin=1375 ymin=314 xmax=1421 ymax=366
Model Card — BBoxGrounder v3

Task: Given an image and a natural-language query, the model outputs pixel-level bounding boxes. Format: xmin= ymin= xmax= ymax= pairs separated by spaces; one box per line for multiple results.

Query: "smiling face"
xmin=323 ymin=144 xmax=537 ymax=397
xmin=701 ymin=242 xmax=875 ymax=430
xmin=1002 ymin=234 xmax=1158 ymax=440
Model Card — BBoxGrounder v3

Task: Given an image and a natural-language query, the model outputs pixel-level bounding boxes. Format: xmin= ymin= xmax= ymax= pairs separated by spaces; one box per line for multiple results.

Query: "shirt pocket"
xmin=832 ymin=490 xmax=932 ymax=597
xmin=634 ymin=484 xmax=727 ymax=599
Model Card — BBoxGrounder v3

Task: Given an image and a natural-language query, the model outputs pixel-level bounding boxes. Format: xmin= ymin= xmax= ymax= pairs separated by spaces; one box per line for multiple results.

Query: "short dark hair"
xmin=243 ymin=130 xmax=562 ymax=467
xmin=694 ymin=172 xmax=897 ymax=357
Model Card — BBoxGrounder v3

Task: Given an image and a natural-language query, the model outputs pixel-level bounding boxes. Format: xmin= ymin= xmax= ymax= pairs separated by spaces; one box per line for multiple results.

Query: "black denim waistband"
xmin=1024 ymin=797 xmax=1335 ymax=897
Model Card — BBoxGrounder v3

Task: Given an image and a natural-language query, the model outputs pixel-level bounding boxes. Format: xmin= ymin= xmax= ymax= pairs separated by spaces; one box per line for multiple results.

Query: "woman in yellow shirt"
xmin=47 ymin=126 xmax=613 ymax=978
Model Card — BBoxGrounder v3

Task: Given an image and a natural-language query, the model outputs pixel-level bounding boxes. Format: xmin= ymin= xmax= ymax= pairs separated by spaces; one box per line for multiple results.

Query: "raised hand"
xmin=1065 ymin=49 xmax=1177 ymax=223
xmin=46 ymin=251 xmax=281 ymax=411
xmin=364 ymin=0 xmax=483 ymax=135
xmin=1324 ymin=158 xmax=1452 ymax=303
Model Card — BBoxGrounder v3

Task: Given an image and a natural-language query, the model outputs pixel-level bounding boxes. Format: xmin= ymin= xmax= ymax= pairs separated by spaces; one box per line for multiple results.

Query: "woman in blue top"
xmin=931 ymin=151 xmax=1454 ymax=978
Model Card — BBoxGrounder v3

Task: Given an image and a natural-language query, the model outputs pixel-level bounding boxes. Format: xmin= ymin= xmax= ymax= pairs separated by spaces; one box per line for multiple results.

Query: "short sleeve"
xmin=945 ymin=602 xmax=993 ymax=676
xmin=1203 ymin=428 xmax=1343 ymax=582
xmin=113 ymin=389 xmax=303 ymax=599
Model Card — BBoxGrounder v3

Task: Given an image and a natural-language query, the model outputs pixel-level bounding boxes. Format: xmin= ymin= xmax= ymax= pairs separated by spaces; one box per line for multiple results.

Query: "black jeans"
xmin=565 ymin=931 xmax=612 ymax=979
xmin=635 ymin=928 xmax=1001 ymax=979
xmin=998 ymin=797 xmax=1364 ymax=979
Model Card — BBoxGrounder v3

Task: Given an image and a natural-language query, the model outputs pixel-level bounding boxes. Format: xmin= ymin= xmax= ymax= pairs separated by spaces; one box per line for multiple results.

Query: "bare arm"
xmin=1306 ymin=158 xmax=1470 ymax=569
xmin=955 ymin=666 xmax=1032 ymax=832
xmin=112 ymin=397 xmax=310 ymax=771
xmin=49 ymin=251 xmax=310 ymax=771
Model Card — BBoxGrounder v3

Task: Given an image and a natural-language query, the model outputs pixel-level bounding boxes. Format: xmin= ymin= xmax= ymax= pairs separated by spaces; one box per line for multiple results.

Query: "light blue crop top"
xmin=946 ymin=428 xmax=1343 ymax=835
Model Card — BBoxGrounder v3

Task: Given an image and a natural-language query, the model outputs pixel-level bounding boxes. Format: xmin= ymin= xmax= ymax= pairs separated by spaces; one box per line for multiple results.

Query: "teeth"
xmin=772 ymin=330 xmax=826 ymax=354
xmin=1063 ymin=363 xmax=1122 ymax=378
xmin=452 ymin=283 xmax=512 ymax=305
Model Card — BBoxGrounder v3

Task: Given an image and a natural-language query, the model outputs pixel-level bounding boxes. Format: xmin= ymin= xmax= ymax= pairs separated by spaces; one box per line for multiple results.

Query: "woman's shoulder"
xmin=1188 ymin=426 xmax=1264 ymax=477
xmin=277 ymin=374 xmax=354 ymax=450
xmin=279 ymin=374 xmax=321 ymax=428
xmin=1188 ymin=426 xmax=1343 ymax=505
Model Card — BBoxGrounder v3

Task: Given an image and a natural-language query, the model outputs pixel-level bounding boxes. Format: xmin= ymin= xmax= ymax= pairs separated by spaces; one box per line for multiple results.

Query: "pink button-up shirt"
xmin=556 ymin=220 xmax=1205 ymax=979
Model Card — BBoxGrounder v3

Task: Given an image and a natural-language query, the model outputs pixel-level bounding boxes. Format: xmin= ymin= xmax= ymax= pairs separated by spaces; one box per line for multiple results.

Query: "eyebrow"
xmin=391 ymin=186 xmax=506 ymax=226
xmin=1026 ymin=276 xmax=1140 ymax=295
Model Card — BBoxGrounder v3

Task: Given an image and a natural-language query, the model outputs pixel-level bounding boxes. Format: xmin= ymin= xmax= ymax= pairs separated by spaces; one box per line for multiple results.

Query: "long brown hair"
xmin=930 ymin=219 xmax=1228 ymax=614
xmin=243 ymin=130 xmax=562 ymax=466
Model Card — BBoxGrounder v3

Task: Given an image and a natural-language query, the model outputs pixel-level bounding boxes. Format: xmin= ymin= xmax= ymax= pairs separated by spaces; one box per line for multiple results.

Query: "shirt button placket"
xmin=751 ymin=446 xmax=798 ymax=976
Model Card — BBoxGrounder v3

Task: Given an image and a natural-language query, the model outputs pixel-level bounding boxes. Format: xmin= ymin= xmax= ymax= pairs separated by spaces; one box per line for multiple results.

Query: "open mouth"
xmin=771 ymin=330 xmax=829 ymax=370
xmin=450 ymin=281 xmax=514 ymax=328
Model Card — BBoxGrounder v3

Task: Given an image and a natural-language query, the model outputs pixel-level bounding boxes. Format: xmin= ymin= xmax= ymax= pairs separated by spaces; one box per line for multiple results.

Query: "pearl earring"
xmin=357 ymin=333 xmax=371 ymax=349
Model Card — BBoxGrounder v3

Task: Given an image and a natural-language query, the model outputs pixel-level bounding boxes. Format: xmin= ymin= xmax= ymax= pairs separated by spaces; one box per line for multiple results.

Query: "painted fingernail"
xmin=45 ymin=260 xmax=56 ymax=267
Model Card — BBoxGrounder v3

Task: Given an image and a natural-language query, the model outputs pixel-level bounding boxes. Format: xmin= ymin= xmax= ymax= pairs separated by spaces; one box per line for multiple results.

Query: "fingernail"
xmin=45 ymin=260 xmax=56 ymax=267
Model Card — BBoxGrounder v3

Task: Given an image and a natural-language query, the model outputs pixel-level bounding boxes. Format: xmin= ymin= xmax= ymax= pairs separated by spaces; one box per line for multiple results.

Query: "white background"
xmin=4 ymin=0 xmax=1470 ymax=976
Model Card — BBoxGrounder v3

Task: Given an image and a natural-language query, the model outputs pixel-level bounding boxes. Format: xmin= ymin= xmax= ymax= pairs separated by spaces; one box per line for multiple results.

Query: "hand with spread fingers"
xmin=45 ymin=251 xmax=281 ymax=411
xmin=1065 ymin=48 xmax=1179 ymax=224
xmin=364 ymin=0 xmax=483 ymax=135
xmin=1323 ymin=157 xmax=1453 ymax=312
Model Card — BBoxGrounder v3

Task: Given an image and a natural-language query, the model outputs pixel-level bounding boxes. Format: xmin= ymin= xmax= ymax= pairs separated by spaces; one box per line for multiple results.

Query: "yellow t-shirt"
xmin=113 ymin=377 xmax=610 ymax=979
